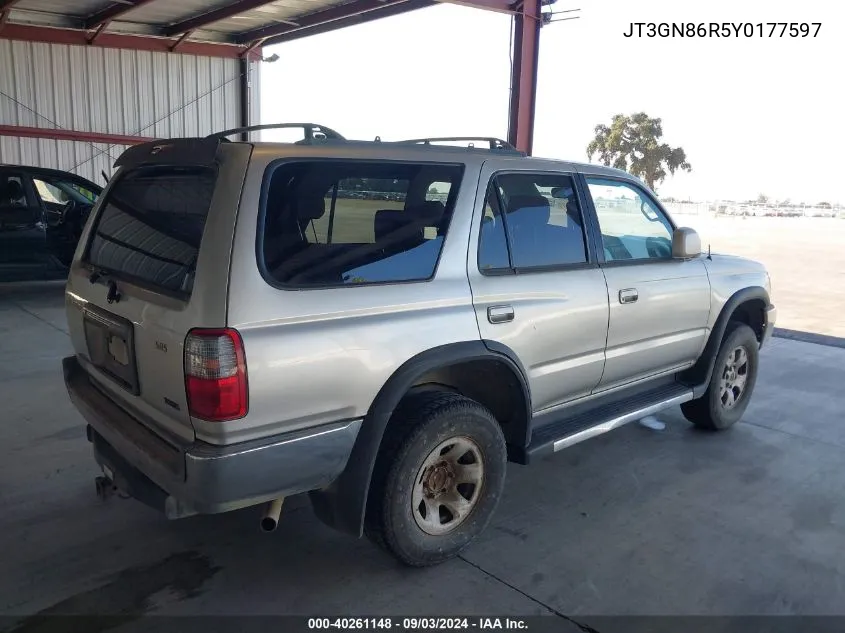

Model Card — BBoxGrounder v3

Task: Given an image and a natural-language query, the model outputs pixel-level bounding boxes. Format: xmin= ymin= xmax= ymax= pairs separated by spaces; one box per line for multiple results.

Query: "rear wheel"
xmin=682 ymin=322 xmax=759 ymax=430
xmin=366 ymin=391 xmax=507 ymax=567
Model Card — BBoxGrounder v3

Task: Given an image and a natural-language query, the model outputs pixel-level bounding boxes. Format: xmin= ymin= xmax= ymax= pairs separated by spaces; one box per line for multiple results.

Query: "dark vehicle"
xmin=0 ymin=165 xmax=102 ymax=282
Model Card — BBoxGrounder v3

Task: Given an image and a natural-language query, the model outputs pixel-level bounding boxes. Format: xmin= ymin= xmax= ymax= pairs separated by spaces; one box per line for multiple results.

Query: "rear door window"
xmin=85 ymin=165 xmax=217 ymax=296
xmin=260 ymin=161 xmax=463 ymax=287
xmin=478 ymin=172 xmax=589 ymax=272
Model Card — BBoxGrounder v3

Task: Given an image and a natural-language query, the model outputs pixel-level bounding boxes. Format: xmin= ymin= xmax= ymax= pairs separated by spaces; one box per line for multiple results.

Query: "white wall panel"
xmin=0 ymin=40 xmax=259 ymax=182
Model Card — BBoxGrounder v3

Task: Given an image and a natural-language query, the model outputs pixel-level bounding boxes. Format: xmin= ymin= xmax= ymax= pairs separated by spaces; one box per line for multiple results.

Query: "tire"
xmin=681 ymin=322 xmax=759 ymax=430
xmin=366 ymin=390 xmax=507 ymax=567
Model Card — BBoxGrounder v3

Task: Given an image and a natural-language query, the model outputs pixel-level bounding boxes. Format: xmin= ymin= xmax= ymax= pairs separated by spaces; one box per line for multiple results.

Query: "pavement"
xmin=2 ymin=281 xmax=845 ymax=627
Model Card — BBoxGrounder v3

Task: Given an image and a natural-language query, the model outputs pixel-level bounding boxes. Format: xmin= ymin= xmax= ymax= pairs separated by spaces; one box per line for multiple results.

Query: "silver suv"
xmin=63 ymin=124 xmax=776 ymax=567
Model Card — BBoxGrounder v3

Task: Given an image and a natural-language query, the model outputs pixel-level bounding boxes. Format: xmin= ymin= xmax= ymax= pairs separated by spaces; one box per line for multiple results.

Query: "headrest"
xmin=293 ymin=192 xmax=325 ymax=221
xmin=506 ymin=195 xmax=550 ymax=225
xmin=414 ymin=201 xmax=445 ymax=225
xmin=374 ymin=209 xmax=413 ymax=242
xmin=565 ymin=198 xmax=581 ymax=223
xmin=373 ymin=202 xmax=445 ymax=242
xmin=4 ymin=179 xmax=24 ymax=202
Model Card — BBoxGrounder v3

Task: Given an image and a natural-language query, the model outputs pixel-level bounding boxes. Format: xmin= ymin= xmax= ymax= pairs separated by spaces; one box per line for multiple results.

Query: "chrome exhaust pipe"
xmin=260 ymin=498 xmax=285 ymax=532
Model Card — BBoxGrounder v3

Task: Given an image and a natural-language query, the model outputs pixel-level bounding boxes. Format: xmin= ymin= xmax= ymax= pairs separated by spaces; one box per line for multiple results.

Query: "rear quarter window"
xmin=259 ymin=160 xmax=463 ymax=287
xmin=84 ymin=165 xmax=217 ymax=296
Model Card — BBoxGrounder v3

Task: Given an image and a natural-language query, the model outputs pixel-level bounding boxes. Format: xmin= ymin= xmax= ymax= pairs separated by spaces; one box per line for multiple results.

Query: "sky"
xmin=260 ymin=0 xmax=845 ymax=204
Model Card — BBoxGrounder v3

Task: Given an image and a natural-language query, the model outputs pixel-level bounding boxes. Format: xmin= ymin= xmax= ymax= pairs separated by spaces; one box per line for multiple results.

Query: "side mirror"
xmin=672 ymin=227 xmax=701 ymax=259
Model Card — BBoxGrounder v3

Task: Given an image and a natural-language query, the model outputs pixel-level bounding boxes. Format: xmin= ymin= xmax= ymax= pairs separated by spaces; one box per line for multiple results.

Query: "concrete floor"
xmin=3 ymin=282 xmax=845 ymax=626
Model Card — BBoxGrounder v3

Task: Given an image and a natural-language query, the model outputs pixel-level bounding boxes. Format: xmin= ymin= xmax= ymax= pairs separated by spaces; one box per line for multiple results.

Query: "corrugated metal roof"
xmin=208 ymin=0 xmax=333 ymax=34
xmin=15 ymin=0 xmax=109 ymax=18
xmin=1 ymin=0 xmax=419 ymax=51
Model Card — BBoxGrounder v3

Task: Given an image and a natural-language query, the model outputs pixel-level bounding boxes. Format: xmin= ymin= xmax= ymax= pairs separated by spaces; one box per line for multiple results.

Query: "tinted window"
xmin=86 ymin=166 xmax=216 ymax=296
xmin=586 ymin=178 xmax=673 ymax=261
xmin=478 ymin=183 xmax=510 ymax=272
xmin=261 ymin=161 xmax=462 ymax=287
xmin=479 ymin=173 xmax=588 ymax=271
xmin=34 ymin=179 xmax=70 ymax=204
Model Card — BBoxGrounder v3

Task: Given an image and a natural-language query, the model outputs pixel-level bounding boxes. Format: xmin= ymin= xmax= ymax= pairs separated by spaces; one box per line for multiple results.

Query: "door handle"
xmin=487 ymin=305 xmax=514 ymax=324
xmin=619 ymin=288 xmax=638 ymax=304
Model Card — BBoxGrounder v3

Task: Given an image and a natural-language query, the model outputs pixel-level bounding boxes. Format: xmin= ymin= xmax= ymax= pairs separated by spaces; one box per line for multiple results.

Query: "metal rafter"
xmin=85 ymin=0 xmax=159 ymax=30
xmin=163 ymin=0 xmax=295 ymax=37
xmin=237 ymin=0 xmax=421 ymax=44
xmin=1 ymin=23 xmax=247 ymax=58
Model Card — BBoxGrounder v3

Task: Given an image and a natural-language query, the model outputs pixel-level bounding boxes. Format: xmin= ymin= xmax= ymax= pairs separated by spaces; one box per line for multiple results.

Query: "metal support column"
xmin=239 ymin=57 xmax=251 ymax=141
xmin=507 ymin=0 xmax=541 ymax=155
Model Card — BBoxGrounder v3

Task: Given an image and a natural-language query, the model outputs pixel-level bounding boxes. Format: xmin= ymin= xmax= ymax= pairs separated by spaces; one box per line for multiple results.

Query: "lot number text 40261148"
xmin=307 ymin=618 xmax=528 ymax=630
xmin=623 ymin=22 xmax=822 ymax=38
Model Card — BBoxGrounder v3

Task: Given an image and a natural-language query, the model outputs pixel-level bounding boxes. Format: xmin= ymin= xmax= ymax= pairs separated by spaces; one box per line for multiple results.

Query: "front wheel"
xmin=366 ymin=391 xmax=507 ymax=567
xmin=681 ymin=322 xmax=759 ymax=430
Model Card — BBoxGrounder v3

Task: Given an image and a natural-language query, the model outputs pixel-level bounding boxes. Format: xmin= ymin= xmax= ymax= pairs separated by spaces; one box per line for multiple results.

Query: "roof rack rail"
xmin=396 ymin=136 xmax=522 ymax=153
xmin=207 ymin=123 xmax=346 ymax=142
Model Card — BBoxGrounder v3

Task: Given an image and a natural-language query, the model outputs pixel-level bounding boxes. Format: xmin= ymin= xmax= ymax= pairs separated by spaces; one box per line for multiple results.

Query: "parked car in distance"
xmin=1 ymin=164 xmax=102 ymax=282
xmin=62 ymin=124 xmax=776 ymax=567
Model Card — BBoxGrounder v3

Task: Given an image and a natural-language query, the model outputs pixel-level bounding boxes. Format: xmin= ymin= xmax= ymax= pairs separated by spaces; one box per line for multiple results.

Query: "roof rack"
xmin=396 ymin=136 xmax=523 ymax=154
xmin=207 ymin=123 xmax=346 ymax=142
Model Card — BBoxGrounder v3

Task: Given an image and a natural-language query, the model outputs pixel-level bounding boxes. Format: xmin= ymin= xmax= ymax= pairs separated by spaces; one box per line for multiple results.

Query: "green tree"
xmin=757 ymin=193 xmax=769 ymax=204
xmin=586 ymin=112 xmax=691 ymax=191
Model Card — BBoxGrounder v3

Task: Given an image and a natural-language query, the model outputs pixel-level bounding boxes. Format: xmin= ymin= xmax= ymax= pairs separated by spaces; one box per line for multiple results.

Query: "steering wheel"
xmin=60 ymin=199 xmax=76 ymax=224
xmin=646 ymin=237 xmax=672 ymax=258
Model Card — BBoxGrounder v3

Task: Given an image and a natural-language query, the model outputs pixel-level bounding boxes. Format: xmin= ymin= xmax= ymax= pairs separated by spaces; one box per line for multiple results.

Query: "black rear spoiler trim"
xmin=114 ymin=137 xmax=222 ymax=170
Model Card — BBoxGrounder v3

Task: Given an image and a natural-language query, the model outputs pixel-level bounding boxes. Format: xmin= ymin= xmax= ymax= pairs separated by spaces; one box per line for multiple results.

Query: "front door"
xmin=582 ymin=176 xmax=711 ymax=392
xmin=467 ymin=166 xmax=610 ymax=413
xmin=0 ymin=171 xmax=48 ymax=281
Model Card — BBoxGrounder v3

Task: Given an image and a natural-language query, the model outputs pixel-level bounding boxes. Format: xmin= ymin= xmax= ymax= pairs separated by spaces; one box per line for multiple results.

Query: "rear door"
xmin=65 ymin=140 xmax=252 ymax=443
xmin=467 ymin=164 xmax=610 ymax=413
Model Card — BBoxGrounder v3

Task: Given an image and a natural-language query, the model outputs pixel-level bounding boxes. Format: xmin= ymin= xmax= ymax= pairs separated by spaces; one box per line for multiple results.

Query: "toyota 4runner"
xmin=62 ymin=124 xmax=776 ymax=566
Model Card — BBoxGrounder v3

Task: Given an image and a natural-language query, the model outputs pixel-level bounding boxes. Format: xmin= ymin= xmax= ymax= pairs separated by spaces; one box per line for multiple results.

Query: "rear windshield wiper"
xmin=88 ymin=266 xmax=115 ymax=285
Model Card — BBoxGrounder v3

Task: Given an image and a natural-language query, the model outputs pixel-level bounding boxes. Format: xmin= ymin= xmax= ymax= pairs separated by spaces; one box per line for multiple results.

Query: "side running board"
xmin=522 ymin=383 xmax=694 ymax=463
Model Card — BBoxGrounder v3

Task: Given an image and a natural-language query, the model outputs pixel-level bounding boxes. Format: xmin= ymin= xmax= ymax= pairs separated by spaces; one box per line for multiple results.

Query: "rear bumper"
xmin=63 ymin=355 xmax=362 ymax=516
xmin=761 ymin=303 xmax=777 ymax=347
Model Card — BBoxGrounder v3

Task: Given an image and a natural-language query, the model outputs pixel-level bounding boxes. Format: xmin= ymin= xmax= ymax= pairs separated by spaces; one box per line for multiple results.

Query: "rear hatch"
xmin=65 ymin=138 xmax=252 ymax=444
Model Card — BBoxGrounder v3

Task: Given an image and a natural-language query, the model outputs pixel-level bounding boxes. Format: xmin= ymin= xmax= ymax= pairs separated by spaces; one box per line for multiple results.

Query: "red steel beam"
xmin=85 ymin=0 xmax=159 ymax=30
xmin=507 ymin=0 xmax=541 ymax=155
xmin=0 ymin=23 xmax=247 ymax=59
xmin=0 ymin=125 xmax=155 ymax=145
xmin=163 ymin=0 xmax=286 ymax=37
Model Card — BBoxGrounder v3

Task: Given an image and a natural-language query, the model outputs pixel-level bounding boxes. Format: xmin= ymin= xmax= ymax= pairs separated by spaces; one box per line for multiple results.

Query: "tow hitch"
xmin=95 ymin=475 xmax=118 ymax=501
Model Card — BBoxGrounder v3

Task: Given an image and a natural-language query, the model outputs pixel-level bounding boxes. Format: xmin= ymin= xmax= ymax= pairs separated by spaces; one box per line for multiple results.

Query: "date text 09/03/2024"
xmin=307 ymin=618 xmax=528 ymax=630
xmin=623 ymin=22 xmax=822 ymax=38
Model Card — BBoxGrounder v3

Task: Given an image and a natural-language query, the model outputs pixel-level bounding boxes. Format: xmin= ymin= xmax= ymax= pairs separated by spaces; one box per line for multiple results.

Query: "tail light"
xmin=184 ymin=328 xmax=248 ymax=421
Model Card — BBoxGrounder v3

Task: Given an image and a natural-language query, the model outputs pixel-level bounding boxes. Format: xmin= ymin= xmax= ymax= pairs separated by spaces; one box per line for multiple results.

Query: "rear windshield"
xmin=85 ymin=165 xmax=217 ymax=296
xmin=260 ymin=160 xmax=463 ymax=287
